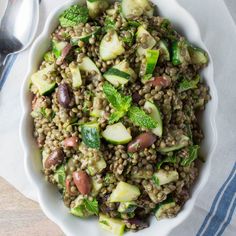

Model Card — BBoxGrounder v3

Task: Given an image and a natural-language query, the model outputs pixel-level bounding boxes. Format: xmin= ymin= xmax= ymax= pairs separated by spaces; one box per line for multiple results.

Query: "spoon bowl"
xmin=0 ymin=0 xmax=39 ymax=88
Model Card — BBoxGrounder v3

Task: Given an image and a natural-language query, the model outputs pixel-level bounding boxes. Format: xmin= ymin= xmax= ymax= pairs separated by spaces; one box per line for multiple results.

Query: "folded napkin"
xmin=0 ymin=0 xmax=235 ymax=235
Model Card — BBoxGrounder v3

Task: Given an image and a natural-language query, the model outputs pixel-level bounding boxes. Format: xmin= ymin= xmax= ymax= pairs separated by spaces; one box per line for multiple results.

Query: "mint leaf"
xmin=157 ymin=156 xmax=177 ymax=169
xmin=54 ymin=165 xmax=66 ymax=189
xmin=109 ymin=110 xmax=125 ymax=124
xmin=104 ymin=17 xmax=116 ymax=32
xmin=83 ymin=198 xmax=99 ymax=215
xmin=59 ymin=5 xmax=88 ymax=27
xmin=180 ymin=145 xmax=199 ymax=166
xmin=128 ymin=106 xmax=157 ymax=129
xmin=178 ymin=75 xmax=200 ymax=92
xmin=103 ymin=82 xmax=132 ymax=122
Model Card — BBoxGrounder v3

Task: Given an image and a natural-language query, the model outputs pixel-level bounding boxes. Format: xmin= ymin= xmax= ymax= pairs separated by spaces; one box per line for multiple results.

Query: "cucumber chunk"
xmin=118 ymin=202 xmax=137 ymax=213
xmin=141 ymin=49 xmax=159 ymax=83
xmin=104 ymin=60 xmax=136 ymax=87
xmin=188 ymin=45 xmax=209 ymax=65
xmin=69 ymin=63 xmax=82 ymax=88
xmin=110 ymin=181 xmax=140 ymax=202
xmin=121 ymin=0 xmax=154 ymax=19
xmin=99 ymin=214 xmax=125 ymax=236
xmin=155 ymin=197 xmax=176 ymax=220
xmin=102 ymin=122 xmax=132 ymax=145
xmin=100 ymin=31 xmax=125 ymax=61
xmin=144 ymin=101 xmax=163 ymax=137
xmin=153 ymin=169 xmax=179 ymax=186
xmin=136 ymin=26 xmax=156 ymax=56
xmin=53 ymin=165 xmax=66 ymax=189
xmin=158 ymin=135 xmax=189 ymax=153
xmin=91 ymin=177 xmax=103 ymax=197
xmin=87 ymin=0 xmax=109 ymax=19
xmin=158 ymin=40 xmax=170 ymax=61
xmin=87 ymin=157 xmax=107 ymax=175
xmin=31 ymin=64 xmax=56 ymax=95
xmin=81 ymin=122 xmax=100 ymax=149
xmin=52 ymin=40 xmax=68 ymax=58
xmin=78 ymin=56 xmax=100 ymax=74
xmin=172 ymin=40 xmax=191 ymax=66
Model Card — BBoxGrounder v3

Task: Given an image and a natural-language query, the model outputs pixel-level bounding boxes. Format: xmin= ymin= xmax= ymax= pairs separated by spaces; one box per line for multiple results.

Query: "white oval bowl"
xmin=20 ymin=0 xmax=218 ymax=235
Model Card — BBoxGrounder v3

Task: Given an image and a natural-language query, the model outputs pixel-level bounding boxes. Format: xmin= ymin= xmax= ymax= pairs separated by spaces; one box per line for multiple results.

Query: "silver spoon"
xmin=0 ymin=0 xmax=40 ymax=90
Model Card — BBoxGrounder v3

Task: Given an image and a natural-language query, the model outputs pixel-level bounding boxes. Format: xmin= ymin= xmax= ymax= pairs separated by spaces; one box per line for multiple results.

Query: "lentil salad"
xmin=30 ymin=0 xmax=210 ymax=235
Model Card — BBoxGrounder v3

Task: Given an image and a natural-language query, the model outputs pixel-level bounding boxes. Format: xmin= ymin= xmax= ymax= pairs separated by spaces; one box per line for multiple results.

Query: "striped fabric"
xmin=197 ymin=163 xmax=236 ymax=236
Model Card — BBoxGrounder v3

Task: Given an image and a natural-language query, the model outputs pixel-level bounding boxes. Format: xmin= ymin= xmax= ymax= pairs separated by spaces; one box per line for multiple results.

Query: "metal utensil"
xmin=0 ymin=0 xmax=39 ymax=90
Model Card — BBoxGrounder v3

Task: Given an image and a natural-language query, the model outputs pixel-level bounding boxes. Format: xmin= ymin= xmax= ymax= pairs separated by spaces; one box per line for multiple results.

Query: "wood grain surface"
xmin=0 ymin=177 xmax=64 ymax=236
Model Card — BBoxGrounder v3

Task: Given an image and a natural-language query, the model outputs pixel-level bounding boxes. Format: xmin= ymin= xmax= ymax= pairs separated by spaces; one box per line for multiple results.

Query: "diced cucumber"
xmin=110 ymin=181 xmax=140 ymax=202
xmin=100 ymin=31 xmax=125 ymax=61
xmin=188 ymin=45 xmax=209 ymax=65
xmin=70 ymin=26 xmax=101 ymax=44
xmin=78 ymin=56 xmax=101 ymax=76
xmin=145 ymin=49 xmax=159 ymax=75
xmin=87 ymin=157 xmax=107 ymax=175
xmin=69 ymin=63 xmax=82 ymax=88
xmin=172 ymin=40 xmax=191 ymax=66
xmin=87 ymin=0 xmax=109 ymax=19
xmin=136 ymin=26 xmax=156 ymax=56
xmin=91 ymin=177 xmax=103 ymax=197
xmin=81 ymin=122 xmax=100 ymax=149
xmin=141 ymin=49 xmax=159 ymax=83
xmin=144 ymin=101 xmax=163 ymax=137
xmin=52 ymin=40 xmax=68 ymax=59
xmin=158 ymin=135 xmax=189 ymax=153
xmin=104 ymin=60 xmax=136 ymax=87
xmin=121 ymin=0 xmax=154 ymax=19
xmin=90 ymin=97 xmax=104 ymax=118
xmin=118 ymin=202 xmax=137 ymax=213
xmin=153 ymin=170 xmax=179 ymax=186
xmin=31 ymin=64 xmax=56 ymax=95
xmin=99 ymin=214 xmax=125 ymax=236
xmin=158 ymin=40 xmax=170 ymax=61
xmin=102 ymin=122 xmax=132 ymax=145
xmin=104 ymin=68 xmax=130 ymax=87
xmin=155 ymin=197 xmax=176 ymax=220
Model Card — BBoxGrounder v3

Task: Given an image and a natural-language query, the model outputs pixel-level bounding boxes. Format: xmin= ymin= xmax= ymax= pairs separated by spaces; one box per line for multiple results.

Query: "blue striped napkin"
xmin=0 ymin=0 xmax=235 ymax=235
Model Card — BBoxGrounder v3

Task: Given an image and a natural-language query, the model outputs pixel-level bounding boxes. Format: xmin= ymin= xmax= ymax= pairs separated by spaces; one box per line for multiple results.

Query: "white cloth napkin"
xmin=0 ymin=0 xmax=235 ymax=235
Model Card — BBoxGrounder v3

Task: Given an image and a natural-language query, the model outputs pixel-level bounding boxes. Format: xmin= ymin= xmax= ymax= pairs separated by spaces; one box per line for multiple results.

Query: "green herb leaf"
xmin=59 ymin=5 xmax=89 ymax=27
xmin=104 ymin=17 xmax=116 ymax=32
xmin=128 ymin=106 xmax=157 ymax=129
xmin=109 ymin=110 xmax=126 ymax=124
xmin=152 ymin=175 xmax=160 ymax=186
xmin=44 ymin=51 xmax=55 ymax=63
xmin=180 ymin=145 xmax=199 ymax=166
xmin=83 ymin=198 xmax=99 ymax=215
xmin=157 ymin=156 xmax=177 ymax=169
xmin=99 ymin=220 xmax=109 ymax=226
xmin=122 ymin=30 xmax=135 ymax=47
xmin=103 ymin=82 xmax=132 ymax=122
xmin=178 ymin=75 xmax=200 ymax=93
xmin=54 ymin=165 xmax=66 ymax=189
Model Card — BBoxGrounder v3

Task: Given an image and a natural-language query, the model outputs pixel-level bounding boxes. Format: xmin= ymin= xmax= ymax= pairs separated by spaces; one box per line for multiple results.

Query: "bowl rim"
xmin=19 ymin=0 xmax=218 ymax=235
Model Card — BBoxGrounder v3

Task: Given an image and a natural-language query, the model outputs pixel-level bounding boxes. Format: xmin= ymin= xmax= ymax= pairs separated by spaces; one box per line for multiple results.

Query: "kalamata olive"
xmin=57 ymin=83 xmax=72 ymax=108
xmin=45 ymin=148 xmax=65 ymax=169
xmin=63 ymin=136 xmax=78 ymax=148
xmin=148 ymin=76 xmax=171 ymax=88
xmin=128 ymin=132 xmax=157 ymax=153
xmin=73 ymin=171 xmax=92 ymax=195
xmin=132 ymin=91 xmax=142 ymax=103
xmin=125 ymin=218 xmax=149 ymax=230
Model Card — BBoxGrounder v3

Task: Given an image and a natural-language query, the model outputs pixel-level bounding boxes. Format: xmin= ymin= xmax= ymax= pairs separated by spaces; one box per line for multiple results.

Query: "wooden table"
xmin=0 ymin=177 xmax=64 ymax=236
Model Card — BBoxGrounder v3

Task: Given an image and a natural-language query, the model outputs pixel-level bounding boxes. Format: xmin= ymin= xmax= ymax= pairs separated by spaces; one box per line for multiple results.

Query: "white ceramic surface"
xmin=20 ymin=0 xmax=218 ymax=235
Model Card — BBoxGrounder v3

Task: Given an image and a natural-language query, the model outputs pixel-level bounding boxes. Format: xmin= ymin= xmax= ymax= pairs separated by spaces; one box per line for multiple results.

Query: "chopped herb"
xmin=180 ymin=145 xmax=199 ymax=166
